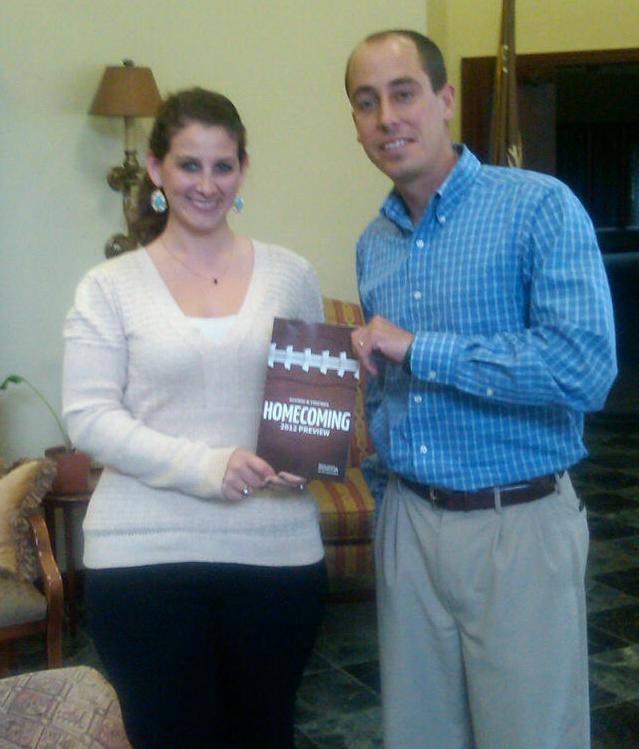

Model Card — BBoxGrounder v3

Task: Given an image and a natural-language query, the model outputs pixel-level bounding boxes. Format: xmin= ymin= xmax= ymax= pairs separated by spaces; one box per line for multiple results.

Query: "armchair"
xmin=0 ymin=459 xmax=63 ymax=675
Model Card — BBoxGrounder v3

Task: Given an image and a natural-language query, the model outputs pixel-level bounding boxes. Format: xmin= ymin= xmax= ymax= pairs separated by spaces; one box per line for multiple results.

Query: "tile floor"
xmin=297 ymin=412 xmax=639 ymax=748
xmin=6 ymin=412 xmax=639 ymax=748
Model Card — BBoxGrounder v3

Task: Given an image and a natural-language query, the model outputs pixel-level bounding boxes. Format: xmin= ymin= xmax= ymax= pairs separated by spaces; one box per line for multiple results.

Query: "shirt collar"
xmin=380 ymin=145 xmax=482 ymax=231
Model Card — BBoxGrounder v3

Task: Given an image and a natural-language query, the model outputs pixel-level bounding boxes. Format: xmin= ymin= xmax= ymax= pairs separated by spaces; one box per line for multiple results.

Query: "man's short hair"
xmin=345 ymin=29 xmax=448 ymax=97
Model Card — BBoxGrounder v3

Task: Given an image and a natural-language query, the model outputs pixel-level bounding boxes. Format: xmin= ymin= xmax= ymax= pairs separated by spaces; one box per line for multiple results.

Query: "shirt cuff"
xmin=410 ymin=331 xmax=460 ymax=385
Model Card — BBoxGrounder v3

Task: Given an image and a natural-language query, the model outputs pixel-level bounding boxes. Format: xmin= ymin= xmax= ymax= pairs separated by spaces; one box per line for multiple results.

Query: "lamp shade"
xmin=89 ymin=60 xmax=162 ymax=117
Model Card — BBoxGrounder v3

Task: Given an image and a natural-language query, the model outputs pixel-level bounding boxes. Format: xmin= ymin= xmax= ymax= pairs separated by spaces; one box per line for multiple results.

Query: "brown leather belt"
xmin=400 ymin=473 xmax=559 ymax=512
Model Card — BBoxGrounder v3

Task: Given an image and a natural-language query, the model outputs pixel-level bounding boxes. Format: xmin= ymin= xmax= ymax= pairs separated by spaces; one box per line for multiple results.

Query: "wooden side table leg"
xmin=63 ymin=504 xmax=78 ymax=637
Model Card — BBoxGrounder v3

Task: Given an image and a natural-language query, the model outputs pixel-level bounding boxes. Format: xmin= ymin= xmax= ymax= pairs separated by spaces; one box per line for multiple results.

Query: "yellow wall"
xmin=440 ymin=0 xmax=639 ymax=138
xmin=0 ymin=0 xmax=427 ymax=460
xmin=4 ymin=0 xmax=635 ymax=460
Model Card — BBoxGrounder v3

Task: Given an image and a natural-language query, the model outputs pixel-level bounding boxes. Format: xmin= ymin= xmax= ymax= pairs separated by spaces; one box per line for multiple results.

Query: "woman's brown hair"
xmin=133 ymin=88 xmax=247 ymax=245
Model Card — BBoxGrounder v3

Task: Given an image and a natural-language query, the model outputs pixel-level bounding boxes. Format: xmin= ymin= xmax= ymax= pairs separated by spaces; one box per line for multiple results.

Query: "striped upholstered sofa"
xmin=308 ymin=298 xmax=376 ymax=578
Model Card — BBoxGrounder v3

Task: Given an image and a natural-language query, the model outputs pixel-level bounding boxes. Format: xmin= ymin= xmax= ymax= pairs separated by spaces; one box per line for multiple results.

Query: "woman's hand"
xmin=222 ymin=448 xmax=277 ymax=501
xmin=264 ymin=471 xmax=308 ymax=493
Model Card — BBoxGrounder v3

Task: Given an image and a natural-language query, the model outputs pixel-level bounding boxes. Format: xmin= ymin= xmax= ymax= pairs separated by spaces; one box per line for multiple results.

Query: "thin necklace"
xmin=161 ymin=239 xmax=231 ymax=285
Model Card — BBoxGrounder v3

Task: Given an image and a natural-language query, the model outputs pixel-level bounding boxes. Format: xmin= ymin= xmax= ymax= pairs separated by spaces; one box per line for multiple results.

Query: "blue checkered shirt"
xmin=356 ymin=146 xmax=617 ymax=491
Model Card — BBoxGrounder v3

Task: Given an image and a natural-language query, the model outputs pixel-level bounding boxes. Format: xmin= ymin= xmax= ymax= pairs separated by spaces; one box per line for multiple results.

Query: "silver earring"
xmin=233 ymin=195 xmax=245 ymax=213
xmin=150 ymin=188 xmax=167 ymax=214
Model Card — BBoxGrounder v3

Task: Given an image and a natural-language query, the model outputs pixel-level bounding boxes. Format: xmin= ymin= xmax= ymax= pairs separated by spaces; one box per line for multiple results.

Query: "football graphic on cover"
xmin=256 ymin=318 xmax=359 ymax=480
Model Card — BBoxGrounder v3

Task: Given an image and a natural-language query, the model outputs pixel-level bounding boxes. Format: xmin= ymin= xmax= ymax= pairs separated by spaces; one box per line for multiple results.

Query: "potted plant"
xmin=1 ymin=374 xmax=91 ymax=494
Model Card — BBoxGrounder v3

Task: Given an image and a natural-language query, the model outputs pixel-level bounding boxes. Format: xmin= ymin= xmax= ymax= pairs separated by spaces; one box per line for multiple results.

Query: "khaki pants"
xmin=376 ymin=473 xmax=590 ymax=749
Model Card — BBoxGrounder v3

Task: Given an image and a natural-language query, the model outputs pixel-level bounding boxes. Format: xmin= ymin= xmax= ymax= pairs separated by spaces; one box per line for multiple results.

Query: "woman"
xmin=63 ymin=88 xmax=326 ymax=749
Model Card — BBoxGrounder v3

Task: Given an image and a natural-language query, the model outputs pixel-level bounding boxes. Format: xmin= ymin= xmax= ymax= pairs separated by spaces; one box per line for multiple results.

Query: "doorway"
xmin=461 ymin=48 xmax=639 ymax=254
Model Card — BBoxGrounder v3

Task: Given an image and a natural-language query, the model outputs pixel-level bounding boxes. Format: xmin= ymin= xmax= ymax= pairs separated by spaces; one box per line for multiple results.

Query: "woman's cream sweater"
xmin=62 ymin=241 xmax=325 ymax=569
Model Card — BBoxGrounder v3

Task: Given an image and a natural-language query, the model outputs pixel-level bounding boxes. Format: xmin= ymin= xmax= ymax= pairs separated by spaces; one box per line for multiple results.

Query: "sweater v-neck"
xmin=139 ymin=240 xmax=264 ymax=346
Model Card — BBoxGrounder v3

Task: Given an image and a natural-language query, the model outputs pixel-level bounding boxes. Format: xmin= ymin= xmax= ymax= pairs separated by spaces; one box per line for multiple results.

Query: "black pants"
xmin=85 ymin=560 xmax=327 ymax=749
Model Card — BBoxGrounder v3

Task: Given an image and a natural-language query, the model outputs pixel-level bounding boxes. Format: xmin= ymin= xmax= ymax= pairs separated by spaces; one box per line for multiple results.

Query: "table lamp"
xmin=89 ymin=59 xmax=162 ymax=257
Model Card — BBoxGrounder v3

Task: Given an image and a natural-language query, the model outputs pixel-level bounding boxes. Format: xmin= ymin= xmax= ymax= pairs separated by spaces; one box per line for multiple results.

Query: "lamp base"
xmin=104 ymin=148 xmax=144 ymax=258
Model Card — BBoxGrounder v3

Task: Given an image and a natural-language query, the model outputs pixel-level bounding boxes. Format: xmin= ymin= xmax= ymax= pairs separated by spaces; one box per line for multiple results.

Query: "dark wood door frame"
xmin=461 ymin=47 xmax=639 ymax=163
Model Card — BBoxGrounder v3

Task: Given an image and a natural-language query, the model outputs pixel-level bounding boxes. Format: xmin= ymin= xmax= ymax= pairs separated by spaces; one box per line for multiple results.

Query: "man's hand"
xmin=351 ymin=316 xmax=414 ymax=376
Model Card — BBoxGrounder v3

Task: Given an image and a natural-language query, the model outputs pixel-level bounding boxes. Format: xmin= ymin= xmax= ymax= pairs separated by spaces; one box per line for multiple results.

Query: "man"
xmin=346 ymin=29 xmax=616 ymax=749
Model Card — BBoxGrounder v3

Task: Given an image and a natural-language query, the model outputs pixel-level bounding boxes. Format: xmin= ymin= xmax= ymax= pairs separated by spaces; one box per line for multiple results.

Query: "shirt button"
xmin=415 ymin=239 xmax=425 ymax=249
xmin=414 ymin=395 xmax=422 ymax=404
xmin=439 ymin=215 xmax=447 ymax=224
xmin=413 ymin=291 xmax=422 ymax=300
xmin=420 ymin=445 xmax=428 ymax=454
xmin=428 ymin=370 xmax=437 ymax=381
xmin=486 ymin=387 xmax=494 ymax=397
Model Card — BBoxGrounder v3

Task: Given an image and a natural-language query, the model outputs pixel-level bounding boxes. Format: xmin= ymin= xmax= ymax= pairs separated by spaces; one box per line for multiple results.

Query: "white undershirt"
xmin=188 ymin=314 xmax=239 ymax=344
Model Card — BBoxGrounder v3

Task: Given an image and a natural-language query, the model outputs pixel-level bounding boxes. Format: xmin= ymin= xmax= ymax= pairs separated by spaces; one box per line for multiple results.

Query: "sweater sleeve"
xmin=62 ymin=271 xmax=234 ymax=500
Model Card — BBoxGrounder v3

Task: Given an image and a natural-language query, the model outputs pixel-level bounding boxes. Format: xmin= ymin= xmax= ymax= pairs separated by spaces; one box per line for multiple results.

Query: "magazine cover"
xmin=256 ymin=318 xmax=360 ymax=480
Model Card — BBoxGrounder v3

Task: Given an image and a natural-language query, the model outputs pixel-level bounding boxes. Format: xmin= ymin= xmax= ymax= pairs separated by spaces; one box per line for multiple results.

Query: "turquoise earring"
xmin=150 ymin=189 xmax=167 ymax=214
xmin=233 ymin=195 xmax=245 ymax=213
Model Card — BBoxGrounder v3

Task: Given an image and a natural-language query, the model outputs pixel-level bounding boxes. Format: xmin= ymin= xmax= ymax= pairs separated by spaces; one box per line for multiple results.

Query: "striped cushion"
xmin=322 ymin=298 xmax=375 ymax=467
xmin=310 ymin=467 xmax=375 ymax=541
xmin=323 ymin=539 xmax=374 ymax=578
xmin=310 ymin=469 xmax=375 ymax=578
xmin=312 ymin=299 xmax=376 ymax=578
xmin=323 ymin=297 xmax=365 ymax=328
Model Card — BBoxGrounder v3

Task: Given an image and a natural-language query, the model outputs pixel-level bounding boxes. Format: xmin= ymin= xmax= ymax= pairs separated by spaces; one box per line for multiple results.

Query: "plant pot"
xmin=44 ymin=446 xmax=92 ymax=495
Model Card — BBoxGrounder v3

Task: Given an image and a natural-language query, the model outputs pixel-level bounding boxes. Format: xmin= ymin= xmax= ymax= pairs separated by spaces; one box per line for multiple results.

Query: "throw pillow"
xmin=0 ymin=458 xmax=56 ymax=581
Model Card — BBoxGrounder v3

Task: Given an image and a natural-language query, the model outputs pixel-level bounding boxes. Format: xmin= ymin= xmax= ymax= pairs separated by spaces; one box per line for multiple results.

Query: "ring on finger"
xmin=241 ymin=486 xmax=251 ymax=496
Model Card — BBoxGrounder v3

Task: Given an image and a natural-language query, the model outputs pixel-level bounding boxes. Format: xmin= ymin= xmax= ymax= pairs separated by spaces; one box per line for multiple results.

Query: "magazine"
xmin=256 ymin=318 xmax=360 ymax=480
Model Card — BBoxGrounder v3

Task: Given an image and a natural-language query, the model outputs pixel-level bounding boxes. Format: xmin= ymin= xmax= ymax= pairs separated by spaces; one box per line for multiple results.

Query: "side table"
xmin=43 ymin=490 xmax=92 ymax=636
